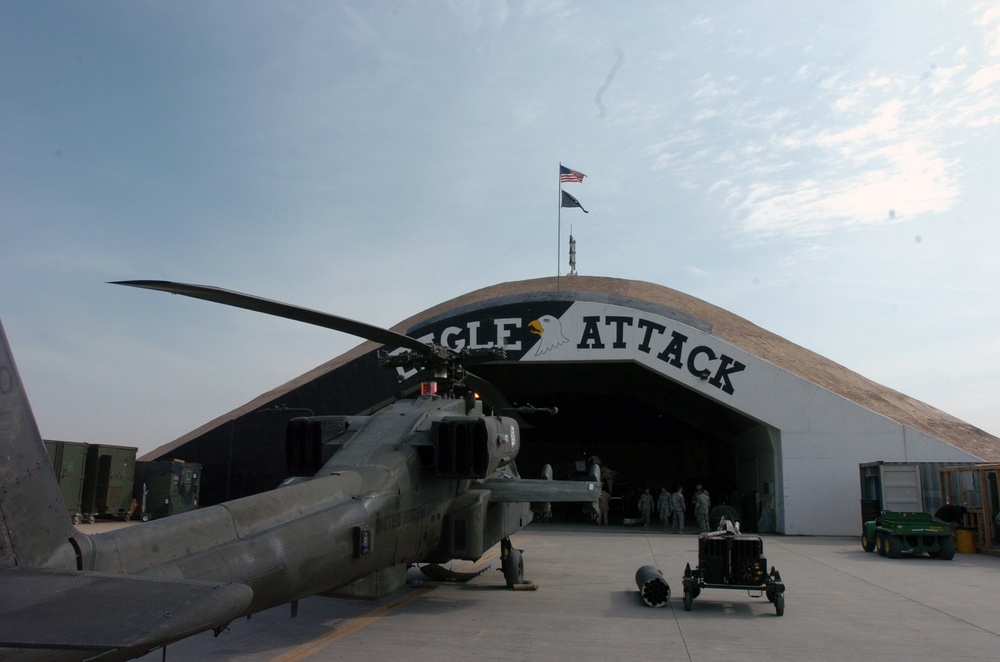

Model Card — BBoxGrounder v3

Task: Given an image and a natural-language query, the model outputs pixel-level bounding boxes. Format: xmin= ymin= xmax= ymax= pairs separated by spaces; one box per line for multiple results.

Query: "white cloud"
xmin=682 ymin=265 xmax=711 ymax=278
xmin=629 ymin=7 xmax=1000 ymax=247
xmin=654 ymin=44 xmax=999 ymax=240
xmin=927 ymin=63 xmax=965 ymax=95
xmin=977 ymin=4 xmax=1000 ymax=56
xmin=967 ymin=62 xmax=1000 ymax=90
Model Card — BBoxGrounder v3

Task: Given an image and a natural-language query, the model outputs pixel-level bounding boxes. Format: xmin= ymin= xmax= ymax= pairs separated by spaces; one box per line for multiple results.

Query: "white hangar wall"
xmin=513 ymin=299 xmax=981 ymax=536
xmin=732 ymin=349 xmax=978 ymax=535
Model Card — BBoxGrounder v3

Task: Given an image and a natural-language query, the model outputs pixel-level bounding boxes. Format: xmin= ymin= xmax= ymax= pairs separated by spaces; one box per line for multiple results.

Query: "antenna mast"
xmin=568 ymin=229 xmax=577 ymax=276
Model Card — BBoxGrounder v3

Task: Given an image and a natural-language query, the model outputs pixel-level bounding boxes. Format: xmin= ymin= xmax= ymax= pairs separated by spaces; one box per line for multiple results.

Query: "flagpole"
xmin=557 ymin=162 xmax=562 ymax=290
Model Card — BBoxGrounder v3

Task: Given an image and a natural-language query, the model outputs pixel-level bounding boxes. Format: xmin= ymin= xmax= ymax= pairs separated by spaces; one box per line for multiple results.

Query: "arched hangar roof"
xmin=149 ymin=275 xmax=1000 ymax=464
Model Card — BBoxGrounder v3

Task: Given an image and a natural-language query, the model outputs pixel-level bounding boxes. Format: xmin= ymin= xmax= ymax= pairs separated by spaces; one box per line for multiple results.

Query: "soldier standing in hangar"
xmin=638 ymin=488 xmax=654 ymax=529
xmin=694 ymin=484 xmax=711 ymax=532
xmin=670 ymin=485 xmax=685 ymax=533
xmin=657 ymin=486 xmax=672 ymax=531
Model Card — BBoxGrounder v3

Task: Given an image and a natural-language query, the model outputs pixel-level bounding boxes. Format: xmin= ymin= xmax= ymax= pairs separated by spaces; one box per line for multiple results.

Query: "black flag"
xmin=561 ymin=190 xmax=588 ymax=213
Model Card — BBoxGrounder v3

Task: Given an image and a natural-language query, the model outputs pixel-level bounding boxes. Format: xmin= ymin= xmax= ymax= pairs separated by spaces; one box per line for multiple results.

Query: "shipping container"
xmin=859 ymin=461 xmax=974 ymax=527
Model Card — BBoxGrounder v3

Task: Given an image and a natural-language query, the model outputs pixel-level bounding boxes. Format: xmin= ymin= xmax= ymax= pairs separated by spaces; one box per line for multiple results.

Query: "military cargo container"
xmin=80 ymin=444 xmax=138 ymax=521
xmin=43 ymin=439 xmax=89 ymax=523
xmin=134 ymin=460 xmax=202 ymax=520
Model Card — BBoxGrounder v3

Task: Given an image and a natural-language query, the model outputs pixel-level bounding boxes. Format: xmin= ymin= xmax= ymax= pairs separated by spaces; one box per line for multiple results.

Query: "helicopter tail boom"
xmin=0 ymin=320 xmax=256 ymax=660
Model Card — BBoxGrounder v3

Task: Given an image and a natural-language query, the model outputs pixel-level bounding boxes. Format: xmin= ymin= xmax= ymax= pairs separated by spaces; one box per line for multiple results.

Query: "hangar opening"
xmin=475 ymin=360 xmax=774 ymax=527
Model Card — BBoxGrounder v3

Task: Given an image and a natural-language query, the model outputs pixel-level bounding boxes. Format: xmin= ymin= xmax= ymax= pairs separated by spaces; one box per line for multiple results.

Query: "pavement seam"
xmin=646 ymin=534 xmax=695 ymax=662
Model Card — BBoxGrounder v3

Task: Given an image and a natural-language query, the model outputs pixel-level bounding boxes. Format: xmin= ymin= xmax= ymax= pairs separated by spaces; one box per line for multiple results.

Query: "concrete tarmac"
xmin=134 ymin=523 xmax=1000 ymax=661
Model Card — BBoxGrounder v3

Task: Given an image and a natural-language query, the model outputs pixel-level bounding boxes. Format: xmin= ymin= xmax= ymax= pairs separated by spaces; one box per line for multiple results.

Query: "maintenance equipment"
xmin=681 ymin=521 xmax=785 ymax=615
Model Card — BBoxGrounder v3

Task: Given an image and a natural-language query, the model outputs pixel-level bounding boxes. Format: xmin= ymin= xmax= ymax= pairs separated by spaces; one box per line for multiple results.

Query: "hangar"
xmin=146 ymin=276 xmax=1000 ymax=536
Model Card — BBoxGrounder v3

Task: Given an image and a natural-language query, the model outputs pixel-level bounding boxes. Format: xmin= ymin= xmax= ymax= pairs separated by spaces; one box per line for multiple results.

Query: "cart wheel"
xmin=88 ymin=514 xmax=96 ymax=524
xmin=887 ymin=534 xmax=902 ymax=559
xmin=861 ymin=529 xmax=876 ymax=553
xmin=937 ymin=535 xmax=955 ymax=561
xmin=72 ymin=514 xmax=82 ymax=525
xmin=123 ymin=512 xmax=131 ymax=522
xmin=140 ymin=513 xmax=150 ymax=523
xmin=774 ymin=592 xmax=785 ymax=616
xmin=875 ymin=532 xmax=887 ymax=557
xmin=683 ymin=589 xmax=693 ymax=611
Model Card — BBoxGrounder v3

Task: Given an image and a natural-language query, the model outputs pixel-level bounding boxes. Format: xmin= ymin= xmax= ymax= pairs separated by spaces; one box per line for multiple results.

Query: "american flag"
xmin=560 ymin=165 xmax=586 ymax=183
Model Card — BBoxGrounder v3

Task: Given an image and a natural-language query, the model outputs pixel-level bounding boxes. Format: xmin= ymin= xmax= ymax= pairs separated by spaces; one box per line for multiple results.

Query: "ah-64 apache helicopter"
xmin=0 ymin=281 xmax=599 ymax=661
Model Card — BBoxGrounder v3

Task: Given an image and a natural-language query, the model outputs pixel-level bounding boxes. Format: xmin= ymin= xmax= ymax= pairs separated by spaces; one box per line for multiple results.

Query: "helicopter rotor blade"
xmin=111 ymin=280 xmax=436 ymax=356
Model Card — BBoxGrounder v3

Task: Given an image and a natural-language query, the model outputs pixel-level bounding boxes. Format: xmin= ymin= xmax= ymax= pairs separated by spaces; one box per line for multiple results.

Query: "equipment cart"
xmin=681 ymin=526 xmax=785 ymax=616
xmin=861 ymin=510 xmax=955 ymax=559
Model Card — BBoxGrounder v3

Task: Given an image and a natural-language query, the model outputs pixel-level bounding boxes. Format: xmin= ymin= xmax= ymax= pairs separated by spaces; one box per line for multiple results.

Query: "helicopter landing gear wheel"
xmin=500 ymin=537 xmax=524 ymax=588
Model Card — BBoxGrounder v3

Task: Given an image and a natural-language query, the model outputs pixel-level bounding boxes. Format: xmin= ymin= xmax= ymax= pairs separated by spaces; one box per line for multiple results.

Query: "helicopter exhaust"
xmin=432 ymin=415 xmax=518 ymax=478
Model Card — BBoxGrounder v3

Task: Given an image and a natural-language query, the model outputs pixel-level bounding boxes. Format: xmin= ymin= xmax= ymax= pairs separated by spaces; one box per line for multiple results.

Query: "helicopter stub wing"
xmin=0 ymin=567 xmax=252 ymax=655
xmin=480 ymin=478 xmax=600 ymax=503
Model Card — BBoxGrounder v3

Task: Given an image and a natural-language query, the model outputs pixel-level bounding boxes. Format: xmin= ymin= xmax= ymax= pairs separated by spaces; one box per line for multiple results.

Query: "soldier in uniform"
xmin=657 ymin=486 xmax=672 ymax=531
xmin=638 ymin=488 xmax=654 ymax=529
xmin=694 ymin=484 xmax=711 ymax=532
xmin=670 ymin=485 xmax=685 ymax=533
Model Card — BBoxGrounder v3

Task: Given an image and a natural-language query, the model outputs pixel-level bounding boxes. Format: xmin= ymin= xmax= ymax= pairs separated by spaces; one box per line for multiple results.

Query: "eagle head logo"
xmin=528 ymin=315 xmax=570 ymax=356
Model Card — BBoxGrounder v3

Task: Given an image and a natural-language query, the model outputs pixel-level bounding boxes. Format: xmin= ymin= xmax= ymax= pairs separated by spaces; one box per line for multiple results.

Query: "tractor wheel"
xmin=683 ymin=588 xmax=693 ymax=611
xmin=861 ymin=529 xmax=876 ymax=553
xmin=887 ymin=534 xmax=903 ymax=559
xmin=875 ymin=532 xmax=888 ymax=557
xmin=774 ymin=592 xmax=785 ymax=616
xmin=937 ymin=535 xmax=956 ymax=560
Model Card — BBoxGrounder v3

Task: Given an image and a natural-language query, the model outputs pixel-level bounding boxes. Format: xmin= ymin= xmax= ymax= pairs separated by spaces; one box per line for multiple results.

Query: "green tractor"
xmin=861 ymin=511 xmax=955 ymax=560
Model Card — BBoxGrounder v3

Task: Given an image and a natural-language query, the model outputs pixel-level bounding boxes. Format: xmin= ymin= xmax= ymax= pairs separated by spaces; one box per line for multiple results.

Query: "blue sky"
xmin=3 ymin=1 xmax=999 ymax=455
